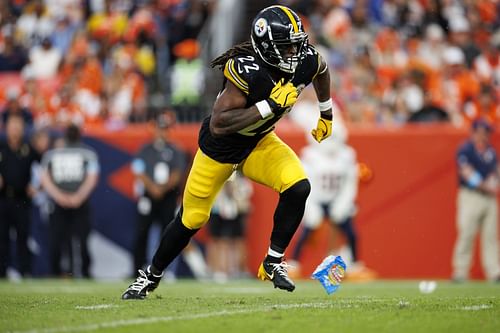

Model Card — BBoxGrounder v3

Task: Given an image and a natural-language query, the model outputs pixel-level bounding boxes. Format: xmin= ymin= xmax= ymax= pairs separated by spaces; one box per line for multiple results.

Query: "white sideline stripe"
xmin=75 ymin=304 xmax=117 ymax=310
xmin=9 ymin=302 xmax=333 ymax=333
xmin=459 ymin=304 xmax=493 ymax=311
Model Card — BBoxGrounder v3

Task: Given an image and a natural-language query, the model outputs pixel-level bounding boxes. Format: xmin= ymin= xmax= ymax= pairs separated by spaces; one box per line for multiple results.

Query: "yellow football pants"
xmin=181 ymin=132 xmax=307 ymax=229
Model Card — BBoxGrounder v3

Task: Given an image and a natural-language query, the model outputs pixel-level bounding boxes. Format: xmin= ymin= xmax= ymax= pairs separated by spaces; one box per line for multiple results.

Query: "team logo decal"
xmin=254 ymin=18 xmax=268 ymax=37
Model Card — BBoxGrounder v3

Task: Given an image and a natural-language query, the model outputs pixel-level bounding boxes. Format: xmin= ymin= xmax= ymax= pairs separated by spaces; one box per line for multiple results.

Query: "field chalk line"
xmin=75 ymin=304 xmax=117 ymax=310
xmin=8 ymin=302 xmax=332 ymax=333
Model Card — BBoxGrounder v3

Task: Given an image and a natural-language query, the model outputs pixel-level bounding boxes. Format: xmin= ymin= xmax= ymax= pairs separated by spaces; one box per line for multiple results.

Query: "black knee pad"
xmin=282 ymin=179 xmax=311 ymax=201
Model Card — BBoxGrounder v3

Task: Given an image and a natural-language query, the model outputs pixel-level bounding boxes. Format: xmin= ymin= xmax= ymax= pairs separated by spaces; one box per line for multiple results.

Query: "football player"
xmin=122 ymin=5 xmax=337 ymax=299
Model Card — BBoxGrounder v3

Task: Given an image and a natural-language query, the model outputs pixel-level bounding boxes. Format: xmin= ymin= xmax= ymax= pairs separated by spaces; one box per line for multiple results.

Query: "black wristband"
xmin=320 ymin=112 xmax=333 ymax=121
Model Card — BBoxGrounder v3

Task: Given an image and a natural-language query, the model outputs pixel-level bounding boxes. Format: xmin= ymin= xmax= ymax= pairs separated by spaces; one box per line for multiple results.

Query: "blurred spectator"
xmin=48 ymin=85 xmax=84 ymax=128
xmin=421 ymin=0 xmax=448 ymax=31
xmin=60 ymin=32 xmax=103 ymax=97
xmin=0 ymin=24 xmax=28 ymax=72
xmin=474 ymin=32 xmax=500 ymax=87
xmin=337 ymin=45 xmax=380 ymax=123
xmin=0 ymin=114 xmax=40 ymax=278
xmin=427 ymin=46 xmax=480 ymax=126
xmin=60 ymin=36 xmax=105 ymax=125
xmin=87 ymin=0 xmax=128 ymax=45
xmin=125 ymin=0 xmax=158 ymax=81
xmin=169 ymin=39 xmax=205 ymax=122
xmin=25 ymin=37 xmax=62 ymax=79
xmin=40 ymin=124 xmax=99 ymax=278
xmin=207 ymin=172 xmax=252 ymax=282
xmin=0 ymin=2 xmax=16 ymax=27
xmin=448 ymin=14 xmax=481 ymax=69
xmin=417 ymin=24 xmax=448 ymax=71
xmin=321 ymin=4 xmax=351 ymax=52
xmin=44 ymin=0 xmax=83 ymax=24
xmin=130 ymin=112 xmax=187 ymax=275
xmin=167 ymin=0 xmax=214 ymax=49
xmin=463 ymin=84 xmax=500 ymax=128
xmin=18 ymin=72 xmax=50 ymax=125
xmin=1 ymin=87 xmax=33 ymax=129
xmin=50 ymin=15 xmax=79 ymax=56
xmin=348 ymin=0 xmax=377 ymax=53
xmin=105 ymin=47 xmax=146 ymax=124
xmin=452 ymin=119 xmax=500 ymax=282
xmin=29 ymin=127 xmax=53 ymax=276
xmin=16 ymin=0 xmax=55 ymax=47
xmin=380 ymin=70 xmax=424 ymax=124
xmin=372 ymin=27 xmax=408 ymax=79
xmin=408 ymin=91 xmax=449 ymax=123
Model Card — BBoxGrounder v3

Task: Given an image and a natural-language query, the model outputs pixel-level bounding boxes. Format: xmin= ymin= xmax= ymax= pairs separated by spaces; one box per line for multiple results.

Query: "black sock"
xmin=148 ymin=265 xmax=163 ymax=277
xmin=151 ymin=209 xmax=199 ymax=272
xmin=270 ymin=179 xmax=311 ymax=255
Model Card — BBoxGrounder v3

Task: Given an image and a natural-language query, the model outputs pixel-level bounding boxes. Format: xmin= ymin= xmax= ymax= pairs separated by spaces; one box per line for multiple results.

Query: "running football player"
xmin=122 ymin=5 xmax=337 ymax=299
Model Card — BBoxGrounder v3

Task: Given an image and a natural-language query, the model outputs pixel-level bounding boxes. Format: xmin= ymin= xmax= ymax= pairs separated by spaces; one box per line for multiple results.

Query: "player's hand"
xmin=267 ymin=78 xmax=298 ymax=111
xmin=311 ymin=116 xmax=332 ymax=143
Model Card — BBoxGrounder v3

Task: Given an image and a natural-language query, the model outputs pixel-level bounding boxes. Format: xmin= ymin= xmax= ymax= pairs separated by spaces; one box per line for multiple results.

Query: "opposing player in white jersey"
xmin=291 ymin=118 xmax=360 ymax=269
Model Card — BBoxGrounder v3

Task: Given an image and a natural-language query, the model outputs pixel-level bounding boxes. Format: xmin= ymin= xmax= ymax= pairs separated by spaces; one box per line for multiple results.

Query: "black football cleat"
xmin=121 ymin=267 xmax=162 ymax=300
xmin=257 ymin=258 xmax=295 ymax=292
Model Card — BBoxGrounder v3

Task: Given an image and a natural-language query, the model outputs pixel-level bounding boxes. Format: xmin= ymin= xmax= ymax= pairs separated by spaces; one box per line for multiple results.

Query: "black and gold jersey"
xmin=199 ymin=44 xmax=322 ymax=164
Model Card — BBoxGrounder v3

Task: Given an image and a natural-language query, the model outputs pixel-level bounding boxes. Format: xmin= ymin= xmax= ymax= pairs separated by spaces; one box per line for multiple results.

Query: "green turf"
xmin=0 ymin=279 xmax=499 ymax=333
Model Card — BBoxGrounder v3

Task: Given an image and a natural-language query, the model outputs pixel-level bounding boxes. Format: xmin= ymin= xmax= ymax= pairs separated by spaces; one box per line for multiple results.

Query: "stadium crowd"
xmin=0 ymin=0 xmax=214 ymax=130
xmin=289 ymin=0 xmax=500 ymax=127
xmin=0 ymin=0 xmax=498 ymax=129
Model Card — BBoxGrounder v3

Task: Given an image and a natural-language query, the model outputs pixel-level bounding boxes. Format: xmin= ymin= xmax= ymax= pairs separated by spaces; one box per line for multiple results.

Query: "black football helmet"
xmin=251 ymin=6 xmax=308 ymax=73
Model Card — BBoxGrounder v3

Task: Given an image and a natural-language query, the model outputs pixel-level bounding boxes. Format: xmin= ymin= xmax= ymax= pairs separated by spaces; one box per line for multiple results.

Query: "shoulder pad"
xmin=306 ymin=45 xmax=323 ymax=78
xmin=224 ymin=57 xmax=250 ymax=94
xmin=223 ymin=55 xmax=262 ymax=95
xmin=306 ymin=44 xmax=319 ymax=56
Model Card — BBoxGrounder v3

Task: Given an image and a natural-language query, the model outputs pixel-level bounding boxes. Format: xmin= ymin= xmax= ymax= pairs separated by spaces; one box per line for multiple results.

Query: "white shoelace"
xmin=127 ymin=270 xmax=152 ymax=292
xmin=270 ymin=261 xmax=293 ymax=277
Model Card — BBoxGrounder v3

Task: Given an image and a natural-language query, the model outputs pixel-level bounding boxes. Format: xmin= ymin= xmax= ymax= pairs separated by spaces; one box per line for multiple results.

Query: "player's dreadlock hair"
xmin=210 ymin=41 xmax=255 ymax=70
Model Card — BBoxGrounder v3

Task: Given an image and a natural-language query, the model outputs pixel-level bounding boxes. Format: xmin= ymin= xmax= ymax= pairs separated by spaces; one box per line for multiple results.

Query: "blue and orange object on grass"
xmin=312 ymin=255 xmax=347 ymax=295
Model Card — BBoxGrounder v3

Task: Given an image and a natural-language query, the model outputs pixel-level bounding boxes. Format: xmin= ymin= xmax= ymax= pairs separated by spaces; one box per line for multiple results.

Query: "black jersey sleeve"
xmin=288 ymin=44 xmax=323 ymax=89
xmin=308 ymin=44 xmax=323 ymax=79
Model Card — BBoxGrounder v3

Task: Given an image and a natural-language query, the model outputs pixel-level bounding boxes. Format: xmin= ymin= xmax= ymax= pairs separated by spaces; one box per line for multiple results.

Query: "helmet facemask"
xmin=271 ymin=30 xmax=308 ymax=73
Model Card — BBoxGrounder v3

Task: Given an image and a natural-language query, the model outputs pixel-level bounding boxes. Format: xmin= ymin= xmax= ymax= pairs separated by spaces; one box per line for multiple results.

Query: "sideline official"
xmin=41 ymin=124 xmax=99 ymax=278
xmin=0 ymin=114 xmax=39 ymax=277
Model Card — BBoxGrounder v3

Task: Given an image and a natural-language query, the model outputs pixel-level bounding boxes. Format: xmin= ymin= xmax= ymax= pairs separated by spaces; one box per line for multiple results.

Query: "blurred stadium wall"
xmin=33 ymin=122 xmax=496 ymax=280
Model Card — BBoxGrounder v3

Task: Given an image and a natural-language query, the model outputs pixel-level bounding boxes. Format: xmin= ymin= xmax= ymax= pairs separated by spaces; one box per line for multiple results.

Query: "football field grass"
xmin=0 ymin=279 xmax=499 ymax=333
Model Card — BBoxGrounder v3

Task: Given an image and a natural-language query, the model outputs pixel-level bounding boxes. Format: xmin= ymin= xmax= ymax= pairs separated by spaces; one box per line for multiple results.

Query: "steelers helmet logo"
xmin=254 ymin=18 xmax=268 ymax=37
